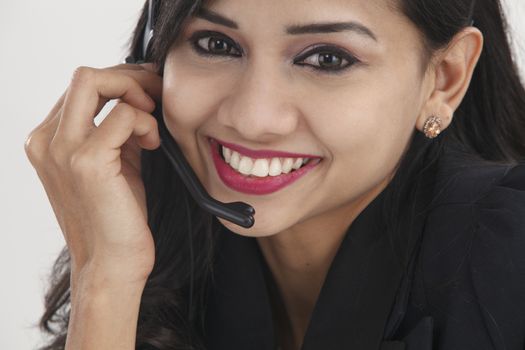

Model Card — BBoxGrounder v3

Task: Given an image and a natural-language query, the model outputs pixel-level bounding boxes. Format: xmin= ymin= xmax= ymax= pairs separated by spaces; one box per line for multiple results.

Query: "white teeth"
xmin=222 ymin=146 xmax=232 ymax=163
xmin=230 ymin=151 xmax=241 ymax=170
xmin=292 ymin=158 xmax=303 ymax=170
xmin=268 ymin=158 xmax=282 ymax=176
xmin=281 ymin=158 xmax=294 ymax=174
xmin=238 ymin=156 xmax=254 ymax=175
xmin=220 ymin=144 xmax=317 ymax=177
xmin=251 ymin=159 xmax=270 ymax=177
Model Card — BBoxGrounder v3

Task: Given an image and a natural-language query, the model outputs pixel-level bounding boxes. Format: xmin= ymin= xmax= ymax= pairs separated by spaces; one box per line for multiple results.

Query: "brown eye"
xmin=202 ymin=37 xmax=230 ymax=54
xmin=294 ymin=46 xmax=358 ymax=74
xmin=315 ymin=52 xmax=345 ymax=69
xmin=187 ymin=30 xmax=359 ymax=76
xmin=189 ymin=31 xmax=242 ymax=57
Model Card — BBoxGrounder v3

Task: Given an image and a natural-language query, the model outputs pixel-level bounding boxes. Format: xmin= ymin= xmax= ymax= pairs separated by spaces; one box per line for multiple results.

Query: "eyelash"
xmin=187 ymin=30 xmax=360 ymax=75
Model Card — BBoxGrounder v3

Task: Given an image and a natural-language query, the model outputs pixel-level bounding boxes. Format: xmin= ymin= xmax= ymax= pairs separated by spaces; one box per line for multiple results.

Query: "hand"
xmin=24 ymin=63 xmax=163 ymax=289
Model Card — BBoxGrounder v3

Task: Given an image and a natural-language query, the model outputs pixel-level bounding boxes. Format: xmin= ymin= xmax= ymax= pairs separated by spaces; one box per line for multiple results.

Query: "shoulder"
xmin=425 ymin=150 xmax=525 ymax=241
xmin=430 ymin=146 xmax=524 ymax=205
xmin=420 ymin=151 xmax=525 ymax=285
xmin=415 ymin=153 xmax=525 ymax=348
xmin=420 ymin=148 xmax=525 ymax=269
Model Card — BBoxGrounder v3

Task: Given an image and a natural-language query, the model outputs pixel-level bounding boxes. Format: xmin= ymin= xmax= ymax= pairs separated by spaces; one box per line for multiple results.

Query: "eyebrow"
xmin=194 ymin=7 xmax=378 ymax=42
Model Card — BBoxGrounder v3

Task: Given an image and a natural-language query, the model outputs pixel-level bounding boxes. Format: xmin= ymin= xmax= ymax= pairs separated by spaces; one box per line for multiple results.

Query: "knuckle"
xmin=70 ymin=66 xmax=95 ymax=86
xmin=105 ymin=63 xmax=133 ymax=71
xmin=24 ymin=130 xmax=47 ymax=163
xmin=113 ymin=103 xmax=137 ymax=123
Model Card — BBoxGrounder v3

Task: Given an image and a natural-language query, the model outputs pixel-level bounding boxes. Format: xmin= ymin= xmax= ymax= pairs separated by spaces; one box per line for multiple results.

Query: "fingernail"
xmin=146 ymin=95 xmax=156 ymax=109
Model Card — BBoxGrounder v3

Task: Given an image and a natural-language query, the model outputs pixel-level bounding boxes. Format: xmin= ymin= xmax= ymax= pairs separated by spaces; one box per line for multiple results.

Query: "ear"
xmin=416 ymin=27 xmax=484 ymax=133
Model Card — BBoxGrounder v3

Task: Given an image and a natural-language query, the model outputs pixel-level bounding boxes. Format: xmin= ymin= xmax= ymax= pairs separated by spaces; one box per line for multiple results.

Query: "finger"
xmin=107 ymin=63 xmax=162 ymax=101
xmin=91 ymin=64 xmax=162 ymax=116
xmin=42 ymin=64 xmax=154 ymax=130
xmin=57 ymin=67 xmax=161 ymax=144
xmin=93 ymin=68 xmax=163 ymax=116
xmin=72 ymin=69 xmax=163 ymax=139
xmin=24 ymin=90 xmax=67 ymax=161
xmin=104 ymin=63 xmax=149 ymax=71
xmin=44 ymin=64 xmax=151 ymax=129
xmin=122 ymin=68 xmax=163 ymax=102
xmin=32 ymin=89 xmax=67 ymax=133
xmin=138 ymin=62 xmax=159 ymax=74
xmin=86 ymin=102 xmax=160 ymax=152
xmin=28 ymin=63 xmax=151 ymax=148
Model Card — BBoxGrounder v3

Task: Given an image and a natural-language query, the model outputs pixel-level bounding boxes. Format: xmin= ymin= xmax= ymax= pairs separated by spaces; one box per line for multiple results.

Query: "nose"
xmin=217 ymin=61 xmax=300 ymax=142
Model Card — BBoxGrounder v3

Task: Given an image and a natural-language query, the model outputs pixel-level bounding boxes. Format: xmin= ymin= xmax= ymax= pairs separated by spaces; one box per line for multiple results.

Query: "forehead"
xmin=205 ymin=0 xmax=391 ymax=17
xmin=197 ymin=0 xmax=407 ymax=37
xmin=188 ymin=0 xmax=421 ymax=54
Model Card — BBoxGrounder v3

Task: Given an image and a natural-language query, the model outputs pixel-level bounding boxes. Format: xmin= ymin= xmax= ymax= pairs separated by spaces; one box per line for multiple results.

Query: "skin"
xmin=159 ymin=0 xmax=484 ymax=348
xmin=25 ymin=62 xmax=164 ymax=349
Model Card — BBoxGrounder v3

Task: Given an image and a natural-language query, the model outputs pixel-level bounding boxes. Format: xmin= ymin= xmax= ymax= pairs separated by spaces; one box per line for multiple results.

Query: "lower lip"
xmin=209 ymin=138 xmax=321 ymax=195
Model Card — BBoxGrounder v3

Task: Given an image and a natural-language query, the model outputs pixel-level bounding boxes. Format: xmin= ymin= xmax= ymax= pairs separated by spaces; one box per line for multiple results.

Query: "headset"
xmin=125 ymin=0 xmax=255 ymax=228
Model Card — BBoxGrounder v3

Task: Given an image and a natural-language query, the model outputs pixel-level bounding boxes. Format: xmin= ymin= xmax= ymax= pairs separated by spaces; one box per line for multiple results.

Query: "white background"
xmin=1 ymin=1 xmax=524 ymax=348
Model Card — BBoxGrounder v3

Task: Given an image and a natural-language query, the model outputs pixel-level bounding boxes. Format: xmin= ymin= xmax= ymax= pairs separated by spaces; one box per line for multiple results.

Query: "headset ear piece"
xmin=123 ymin=56 xmax=146 ymax=65
xmin=124 ymin=56 xmax=146 ymax=64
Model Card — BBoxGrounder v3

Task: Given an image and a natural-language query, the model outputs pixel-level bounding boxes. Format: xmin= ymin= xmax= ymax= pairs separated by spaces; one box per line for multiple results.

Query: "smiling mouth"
xmin=217 ymin=142 xmax=320 ymax=178
xmin=209 ymin=138 xmax=322 ymax=195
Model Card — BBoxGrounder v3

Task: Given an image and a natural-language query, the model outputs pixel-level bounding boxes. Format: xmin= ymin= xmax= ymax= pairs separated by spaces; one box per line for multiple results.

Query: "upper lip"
xmin=211 ymin=137 xmax=323 ymax=159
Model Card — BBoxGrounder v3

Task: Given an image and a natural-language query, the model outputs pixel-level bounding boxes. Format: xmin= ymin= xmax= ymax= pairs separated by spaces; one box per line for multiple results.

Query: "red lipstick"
xmin=209 ymin=138 xmax=322 ymax=195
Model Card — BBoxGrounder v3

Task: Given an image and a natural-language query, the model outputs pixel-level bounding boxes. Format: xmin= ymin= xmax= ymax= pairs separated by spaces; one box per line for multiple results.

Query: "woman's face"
xmin=162 ymin=0 xmax=432 ymax=237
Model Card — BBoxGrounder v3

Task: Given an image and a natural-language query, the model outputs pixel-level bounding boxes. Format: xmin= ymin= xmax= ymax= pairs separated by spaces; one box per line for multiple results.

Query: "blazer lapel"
xmin=204 ymin=227 xmax=276 ymax=350
xmin=300 ymin=185 xmax=403 ymax=350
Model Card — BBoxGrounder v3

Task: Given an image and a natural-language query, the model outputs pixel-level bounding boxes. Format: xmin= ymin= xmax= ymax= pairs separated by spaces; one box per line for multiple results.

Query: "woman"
xmin=25 ymin=0 xmax=525 ymax=349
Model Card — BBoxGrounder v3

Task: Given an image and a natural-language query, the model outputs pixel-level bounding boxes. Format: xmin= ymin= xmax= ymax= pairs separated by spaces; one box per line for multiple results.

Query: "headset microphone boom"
xmin=125 ymin=0 xmax=255 ymax=228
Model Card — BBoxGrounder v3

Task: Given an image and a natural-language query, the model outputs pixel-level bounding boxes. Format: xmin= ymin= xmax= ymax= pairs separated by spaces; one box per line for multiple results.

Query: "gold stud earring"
xmin=423 ymin=115 xmax=443 ymax=139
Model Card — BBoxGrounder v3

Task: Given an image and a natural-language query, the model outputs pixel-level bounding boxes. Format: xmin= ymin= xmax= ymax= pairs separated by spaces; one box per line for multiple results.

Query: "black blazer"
xmin=203 ymin=138 xmax=525 ymax=350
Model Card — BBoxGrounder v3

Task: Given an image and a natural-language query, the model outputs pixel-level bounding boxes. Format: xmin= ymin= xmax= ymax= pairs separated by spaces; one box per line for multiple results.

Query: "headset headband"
xmin=142 ymin=0 xmax=156 ymax=61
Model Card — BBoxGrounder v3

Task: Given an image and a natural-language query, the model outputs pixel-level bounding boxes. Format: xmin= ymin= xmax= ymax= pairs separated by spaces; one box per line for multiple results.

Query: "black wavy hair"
xmin=37 ymin=0 xmax=525 ymax=349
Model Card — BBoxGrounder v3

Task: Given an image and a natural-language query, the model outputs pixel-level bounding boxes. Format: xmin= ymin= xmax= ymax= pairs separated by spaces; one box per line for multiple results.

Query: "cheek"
xmin=161 ymin=54 xmax=238 ymax=142
xmin=162 ymin=68 xmax=213 ymax=139
xmin=160 ymin=56 xmax=231 ymax=180
xmin=302 ymin=68 xmax=421 ymax=198
xmin=307 ymin=80 xmax=418 ymax=161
